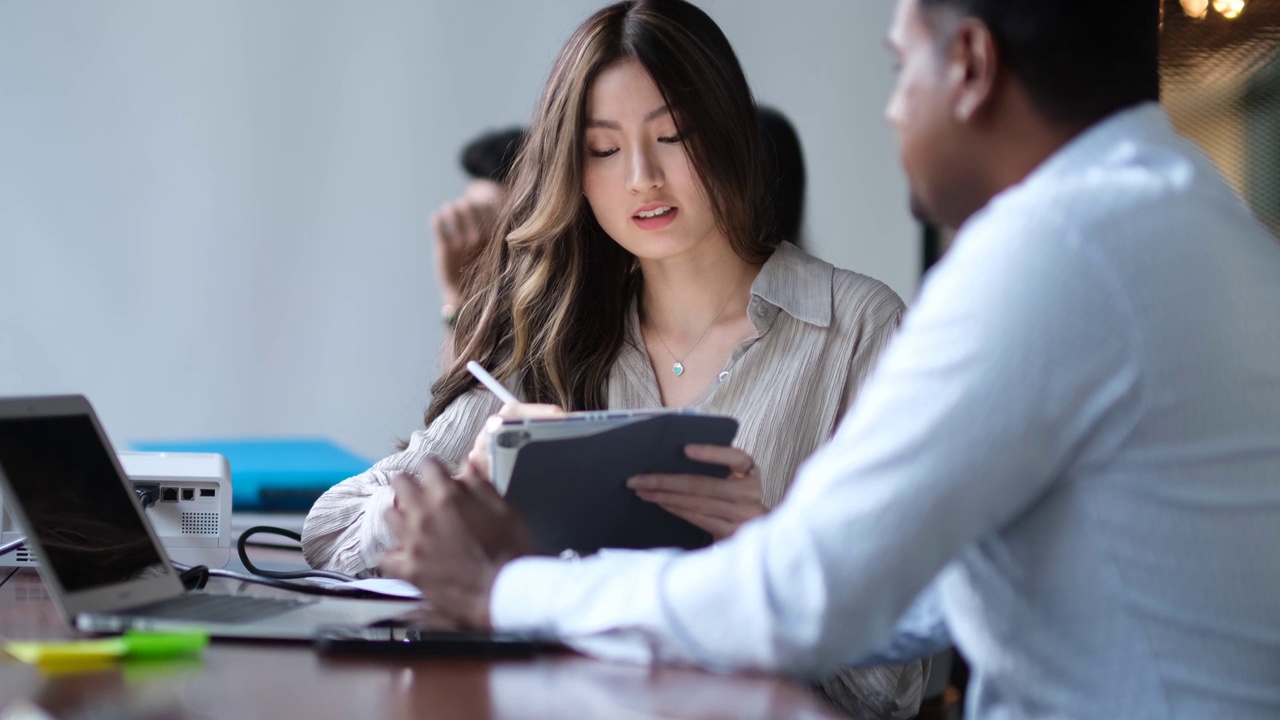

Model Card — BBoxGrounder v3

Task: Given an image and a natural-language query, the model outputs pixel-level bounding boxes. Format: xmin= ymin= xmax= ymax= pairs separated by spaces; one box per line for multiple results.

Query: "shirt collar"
xmin=750 ymin=241 xmax=833 ymax=328
xmin=1018 ymin=101 xmax=1171 ymax=190
xmin=962 ymin=102 xmax=1171 ymax=234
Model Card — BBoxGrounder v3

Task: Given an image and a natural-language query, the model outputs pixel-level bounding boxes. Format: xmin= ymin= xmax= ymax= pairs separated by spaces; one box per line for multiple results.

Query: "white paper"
xmin=342 ymin=578 xmax=423 ymax=599
xmin=310 ymin=576 xmax=424 ymax=599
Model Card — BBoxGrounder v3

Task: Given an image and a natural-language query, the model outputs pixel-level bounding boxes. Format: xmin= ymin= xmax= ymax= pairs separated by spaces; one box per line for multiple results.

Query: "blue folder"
xmin=129 ymin=438 xmax=371 ymax=511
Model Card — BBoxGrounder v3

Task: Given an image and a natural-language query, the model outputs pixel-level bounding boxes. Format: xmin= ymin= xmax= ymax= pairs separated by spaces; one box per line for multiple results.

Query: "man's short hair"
xmin=920 ymin=0 xmax=1160 ymax=126
xmin=459 ymin=127 xmax=527 ymax=183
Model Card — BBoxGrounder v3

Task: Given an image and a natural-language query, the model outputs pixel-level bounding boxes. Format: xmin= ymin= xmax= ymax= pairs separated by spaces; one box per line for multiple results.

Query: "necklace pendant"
xmin=672 ymin=362 xmax=684 ymax=377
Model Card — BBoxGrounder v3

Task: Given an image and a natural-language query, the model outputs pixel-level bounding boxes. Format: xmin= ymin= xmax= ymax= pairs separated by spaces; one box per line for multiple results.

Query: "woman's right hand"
xmin=461 ymin=403 xmax=565 ymax=484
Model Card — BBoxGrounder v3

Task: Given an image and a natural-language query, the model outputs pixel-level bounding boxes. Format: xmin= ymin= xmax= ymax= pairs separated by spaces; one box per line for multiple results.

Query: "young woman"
xmin=303 ymin=1 xmax=917 ymax=716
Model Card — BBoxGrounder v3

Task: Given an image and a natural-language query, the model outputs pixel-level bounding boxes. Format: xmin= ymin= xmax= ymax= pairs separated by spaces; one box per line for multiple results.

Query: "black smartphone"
xmin=314 ymin=625 xmax=564 ymax=657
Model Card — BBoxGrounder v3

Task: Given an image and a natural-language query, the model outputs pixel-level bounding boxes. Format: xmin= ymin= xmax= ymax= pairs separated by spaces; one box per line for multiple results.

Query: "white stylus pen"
xmin=465 ymin=361 xmax=521 ymax=405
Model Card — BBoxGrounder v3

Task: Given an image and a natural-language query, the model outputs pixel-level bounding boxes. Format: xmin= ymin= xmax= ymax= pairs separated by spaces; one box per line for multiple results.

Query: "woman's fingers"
xmin=630 ymin=463 xmax=767 ymax=541
xmin=627 ymin=472 xmax=761 ymax=501
xmin=466 ymin=441 xmax=491 ymax=482
xmin=634 ymin=488 xmax=748 ymax=522
xmin=684 ymin=444 xmax=756 ymax=476
xmin=464 ymin=404 xmax=565 ymax=484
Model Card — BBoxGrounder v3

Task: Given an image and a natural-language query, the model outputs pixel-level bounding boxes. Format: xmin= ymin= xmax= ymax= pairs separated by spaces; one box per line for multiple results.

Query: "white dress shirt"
xmin=490 ymin=103 xmax=1280 ymax=719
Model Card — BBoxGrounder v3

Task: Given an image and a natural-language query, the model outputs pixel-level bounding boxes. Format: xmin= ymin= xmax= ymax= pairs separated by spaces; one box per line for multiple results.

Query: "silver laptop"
xmin=0 ymin=395 xmax=418 ymax=640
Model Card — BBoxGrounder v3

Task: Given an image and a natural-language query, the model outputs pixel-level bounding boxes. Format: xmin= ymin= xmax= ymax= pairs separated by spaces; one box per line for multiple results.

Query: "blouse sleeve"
xmin=841 ymin=281 xmax=906 ymax=415
xmin=301 ymin=389 xmax=501 ymax=577
xmin=815 ymin=659 xmax=928 ymax=720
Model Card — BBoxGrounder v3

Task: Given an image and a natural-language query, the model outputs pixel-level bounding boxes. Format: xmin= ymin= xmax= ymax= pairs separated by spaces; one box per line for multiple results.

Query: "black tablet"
xmin=501 ymin=413 xmax=740 ymax=556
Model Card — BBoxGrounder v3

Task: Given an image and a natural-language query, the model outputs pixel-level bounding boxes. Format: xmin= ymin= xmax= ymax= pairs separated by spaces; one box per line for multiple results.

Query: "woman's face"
xmin=582 ymin=58 xmax=724 ymax=262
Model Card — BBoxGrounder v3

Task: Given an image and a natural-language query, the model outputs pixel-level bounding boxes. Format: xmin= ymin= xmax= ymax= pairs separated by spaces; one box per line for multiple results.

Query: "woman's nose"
xmin=626 ymin=146 xmax=665 ymax=194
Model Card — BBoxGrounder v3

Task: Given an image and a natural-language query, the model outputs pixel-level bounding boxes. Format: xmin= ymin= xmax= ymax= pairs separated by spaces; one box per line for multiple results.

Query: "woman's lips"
xmin=632 ymin=205 xmax=678 ymax=230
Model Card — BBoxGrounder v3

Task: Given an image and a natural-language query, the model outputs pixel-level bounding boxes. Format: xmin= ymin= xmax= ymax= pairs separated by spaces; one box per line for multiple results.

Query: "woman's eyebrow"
xmin=585 ymin=105 xmax=671 ymax=130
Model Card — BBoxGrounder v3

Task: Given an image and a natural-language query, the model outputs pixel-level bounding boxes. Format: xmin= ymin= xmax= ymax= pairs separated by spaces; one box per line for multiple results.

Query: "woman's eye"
xmin=588 ymin=147 xmax=618 ymax=158
xmin=657 ymin=135 xmax=683 ymax=144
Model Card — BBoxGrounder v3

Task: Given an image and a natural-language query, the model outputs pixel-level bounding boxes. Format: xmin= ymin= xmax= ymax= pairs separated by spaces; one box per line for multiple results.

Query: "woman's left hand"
xmin=626 ymin=444 xmax=766 ymax=541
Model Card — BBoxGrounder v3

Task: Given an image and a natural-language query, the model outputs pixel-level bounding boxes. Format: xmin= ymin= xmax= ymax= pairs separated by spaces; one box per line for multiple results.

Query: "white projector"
xmin=0 ymin=451 xmax=233 ymax=569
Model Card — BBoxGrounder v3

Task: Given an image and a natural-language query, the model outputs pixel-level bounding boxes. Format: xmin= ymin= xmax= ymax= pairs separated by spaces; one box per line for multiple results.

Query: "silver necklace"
xmin=649 ymin=268 xmax=749 ymax=377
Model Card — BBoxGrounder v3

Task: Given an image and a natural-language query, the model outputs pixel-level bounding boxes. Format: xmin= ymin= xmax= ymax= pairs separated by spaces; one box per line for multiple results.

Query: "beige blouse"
xmin=302 ymin=242 xmax=921 ymax=718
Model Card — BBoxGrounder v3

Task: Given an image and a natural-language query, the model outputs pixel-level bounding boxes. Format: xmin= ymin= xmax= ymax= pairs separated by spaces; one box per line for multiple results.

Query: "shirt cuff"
xmin=490 ymin=555 xmax=570 ymax=633
xmin=357 ymin=483 xmax=399 ymax=573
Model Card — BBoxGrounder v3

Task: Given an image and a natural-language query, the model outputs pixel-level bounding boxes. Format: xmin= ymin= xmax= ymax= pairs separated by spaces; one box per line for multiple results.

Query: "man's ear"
xmin=947 ymin=18 xmax=998 ymax=122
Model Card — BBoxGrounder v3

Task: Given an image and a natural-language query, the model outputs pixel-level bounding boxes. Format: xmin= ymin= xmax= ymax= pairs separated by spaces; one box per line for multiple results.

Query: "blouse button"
xmin=718 ymin=371 xmax=730 ymax=383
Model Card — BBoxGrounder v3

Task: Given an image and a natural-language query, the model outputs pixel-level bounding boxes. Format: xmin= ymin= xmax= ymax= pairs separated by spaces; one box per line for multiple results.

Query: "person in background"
xmin=432 ymin=128 xmax=526 ymax=346
xmin=304 ymin=1 xmax=920 ymax=716
xmin=379 ymin=0 xmax=1280 ymax=717
xmin=757 ymin=105 xmax=807 ymax=249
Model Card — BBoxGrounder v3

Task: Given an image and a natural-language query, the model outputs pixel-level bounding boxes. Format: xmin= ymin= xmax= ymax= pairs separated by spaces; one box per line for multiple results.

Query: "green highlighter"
xmin=3 ymin=631 xmax=208 ymax=672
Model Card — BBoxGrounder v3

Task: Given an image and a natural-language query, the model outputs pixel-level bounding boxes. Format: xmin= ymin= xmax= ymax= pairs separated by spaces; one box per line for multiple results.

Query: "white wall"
xmin=0 ymin=1 xmax=916 ymax=460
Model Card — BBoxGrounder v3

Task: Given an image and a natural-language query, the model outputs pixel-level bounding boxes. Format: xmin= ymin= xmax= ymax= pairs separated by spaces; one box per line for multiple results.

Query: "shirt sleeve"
xmin=301 ymin=389 xmax=500 ymax=577
xmin=823 ymin=281 xmax=922 ymax=719
xmin=853 ymin=576 xmax=953 ymax=667
xmin=491 ymin=216 xmax=1145 ymax=677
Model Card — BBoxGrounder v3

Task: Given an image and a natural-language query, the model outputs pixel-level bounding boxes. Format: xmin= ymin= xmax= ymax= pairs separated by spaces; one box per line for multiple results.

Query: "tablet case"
xmin=503 ymin=414 xmax=739 ymax=555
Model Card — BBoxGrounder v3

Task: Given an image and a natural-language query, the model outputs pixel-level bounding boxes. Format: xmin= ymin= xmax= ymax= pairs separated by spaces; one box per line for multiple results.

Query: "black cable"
xmin=169 ymin=525 xmax=401 ymax=599
xmin=169 ymin=560 xmax=398 ymax=600
xmin=178 ymin=564 xmax=209 ymax=591
xmin=236 ymin=525 xmax=356 ymax=583
xmin=134 ymin=484 xmax=160 ymax=509
xmin=0 ymin=524 xmax=391 ymax=599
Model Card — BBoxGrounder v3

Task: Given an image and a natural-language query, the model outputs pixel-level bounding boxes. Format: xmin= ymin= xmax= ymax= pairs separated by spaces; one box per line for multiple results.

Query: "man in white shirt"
xmin=379 ymin=0 xmax=1280 ymax=717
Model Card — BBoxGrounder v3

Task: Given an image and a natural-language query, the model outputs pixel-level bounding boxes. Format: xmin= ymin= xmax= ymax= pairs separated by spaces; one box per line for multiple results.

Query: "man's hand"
xmin=627 ymin=444 xmax=766 ymax=540
xmin=380 ymin=456 xmax=535 ymax=628
xmin=431 ymin=196 xmax=494 ymax=307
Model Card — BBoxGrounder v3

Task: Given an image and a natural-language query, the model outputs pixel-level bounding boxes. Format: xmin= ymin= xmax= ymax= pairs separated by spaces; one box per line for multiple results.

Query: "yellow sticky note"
xmin=2 ymin=631 xmax=207 ymax=673
xmin=3 ymin=638 xmax=127 ymax=666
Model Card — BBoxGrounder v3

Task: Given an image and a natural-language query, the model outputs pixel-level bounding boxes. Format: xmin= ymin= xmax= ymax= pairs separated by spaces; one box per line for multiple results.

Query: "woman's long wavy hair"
xmin=425 ymin=0 xmax=777 ymax=424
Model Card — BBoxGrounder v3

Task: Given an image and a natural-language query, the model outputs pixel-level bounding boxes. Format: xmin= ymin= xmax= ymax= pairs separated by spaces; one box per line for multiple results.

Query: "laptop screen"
xmin=0 ymin=414 xmax=167 ymax=592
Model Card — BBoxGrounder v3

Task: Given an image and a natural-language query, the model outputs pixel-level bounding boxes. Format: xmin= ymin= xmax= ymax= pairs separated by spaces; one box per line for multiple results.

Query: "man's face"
xmin=885 ymin=0 xmax=968 ymax=229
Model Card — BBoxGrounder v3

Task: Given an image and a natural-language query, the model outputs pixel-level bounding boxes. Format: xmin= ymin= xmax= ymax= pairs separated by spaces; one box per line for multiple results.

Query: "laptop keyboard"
xmin=125 ymin=593 xmax=315 ymax=624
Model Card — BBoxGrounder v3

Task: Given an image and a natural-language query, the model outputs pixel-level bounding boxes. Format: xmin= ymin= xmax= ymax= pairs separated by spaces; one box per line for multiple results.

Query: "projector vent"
xmin=180 ymin=512 xmax=220 ymax=536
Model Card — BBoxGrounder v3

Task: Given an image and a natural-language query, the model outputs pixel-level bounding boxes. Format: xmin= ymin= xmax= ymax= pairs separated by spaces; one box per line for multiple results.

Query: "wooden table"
xmin=0 ymin=561 xmax=846 ymax=719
